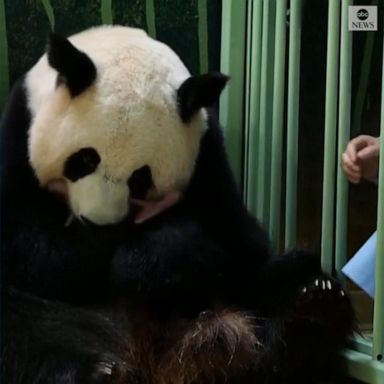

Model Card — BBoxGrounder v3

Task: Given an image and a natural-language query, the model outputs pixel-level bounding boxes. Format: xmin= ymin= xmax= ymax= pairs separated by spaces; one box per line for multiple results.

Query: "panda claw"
xmin=315 ymin=279 xmax=319 ymax=287
xmin=321 ymin=280 xmax=326 ymax=290
xmin=327 ymin=280 xmax=332 ymax=290
xmin=95 ymin=361 xmax=114 ymax=376
xmin=302 ymin=287 xmax=307 ymax=293
xmin=340 ymin=290 xmax=345 ymax=297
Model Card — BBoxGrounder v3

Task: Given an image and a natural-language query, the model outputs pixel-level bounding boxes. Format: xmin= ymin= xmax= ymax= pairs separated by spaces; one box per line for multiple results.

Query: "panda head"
xmin=26 ymin=26 xmax=228 ymax=226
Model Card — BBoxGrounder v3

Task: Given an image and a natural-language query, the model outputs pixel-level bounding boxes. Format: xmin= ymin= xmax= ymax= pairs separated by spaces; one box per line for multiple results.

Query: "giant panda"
xmin=0 ymin=25 xmax=354 ymax=384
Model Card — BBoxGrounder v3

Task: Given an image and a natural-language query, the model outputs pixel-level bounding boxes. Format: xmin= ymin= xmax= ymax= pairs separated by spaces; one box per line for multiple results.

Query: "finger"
xmin=343 ymin=167 xmax=361 ymax=183
xmin=342 ymin=153 xmax=360 ymax=172
xmin=342 ymin=161 xmax=361 ymax=182
xmin=357 ymin=145 xmax=379 ymax=161
xmin=345 ymin=142 xmax=358 ymax=163
xmin=348 ymin=174 xmax=361 ymax=184
xmin=346 ymin=136 xmax=370 ymax=162
xmin=353 ymin=135 xmax=373 ymax=150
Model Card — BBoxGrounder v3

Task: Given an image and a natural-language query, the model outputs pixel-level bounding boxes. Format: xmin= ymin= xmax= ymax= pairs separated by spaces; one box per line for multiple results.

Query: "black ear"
xmin=47 ymin=33 xmax=97 ymax=97
xmin=177 ymin=72 xmax=229 ymax=123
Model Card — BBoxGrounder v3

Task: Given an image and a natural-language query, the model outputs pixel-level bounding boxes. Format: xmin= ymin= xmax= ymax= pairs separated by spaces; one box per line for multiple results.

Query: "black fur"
xmin=1 ymin=73 xmax=354 ymax=383
xmin=177 ymin=73 xmax=229 ymax=122
xmin=48 ymin=33 xmax=97 ymax=97
xmin=127 ymin=165 xmax=154 ymax=200
xmin=64 ymin=148 xmax=101 ymax=182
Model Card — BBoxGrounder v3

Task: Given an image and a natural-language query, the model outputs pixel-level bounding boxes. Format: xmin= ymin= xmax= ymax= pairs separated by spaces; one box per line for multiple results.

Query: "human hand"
xmin=342 ymin=135 xmax=380 ymax=183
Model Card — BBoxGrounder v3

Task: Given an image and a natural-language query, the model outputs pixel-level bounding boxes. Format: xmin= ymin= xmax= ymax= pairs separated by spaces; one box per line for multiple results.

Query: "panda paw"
xmin=300 ymin=276 xmax=346 ymax=299
xmin=293 ymin=275 xmax=350 ymax=323
xmin=90 ymin=361 xmax=116 ymax=383
xmin=80 ymin=355 xmax=128 ymax=384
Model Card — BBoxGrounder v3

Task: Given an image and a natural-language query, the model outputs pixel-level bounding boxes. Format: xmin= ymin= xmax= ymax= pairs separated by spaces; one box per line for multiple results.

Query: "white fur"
xmin=26 ymin=26 xmax=207 ymax=225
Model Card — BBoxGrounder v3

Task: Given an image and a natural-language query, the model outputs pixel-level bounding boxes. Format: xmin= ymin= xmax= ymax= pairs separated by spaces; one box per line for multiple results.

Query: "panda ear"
xmin=47 ymin=33 xmax=97 ymax=97
xmin=177 ymin=72 xmax=229 ymax=123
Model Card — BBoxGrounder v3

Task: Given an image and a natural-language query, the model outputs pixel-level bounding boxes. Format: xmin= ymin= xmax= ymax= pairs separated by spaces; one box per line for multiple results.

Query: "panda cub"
xmin=1 ymin=26 xmax=354 ymax=384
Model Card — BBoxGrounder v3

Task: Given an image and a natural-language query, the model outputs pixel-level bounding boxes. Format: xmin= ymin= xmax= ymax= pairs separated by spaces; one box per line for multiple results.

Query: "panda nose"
xmin=128 ymin=165 xmax=154 ymax=200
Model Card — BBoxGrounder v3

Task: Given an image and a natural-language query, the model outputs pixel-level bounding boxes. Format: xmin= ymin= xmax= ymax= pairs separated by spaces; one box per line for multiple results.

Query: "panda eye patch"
xmin=128 ymin=165 xmax=154 ymax=200
xmin=63 ymin=147 xmax=101 ymax=182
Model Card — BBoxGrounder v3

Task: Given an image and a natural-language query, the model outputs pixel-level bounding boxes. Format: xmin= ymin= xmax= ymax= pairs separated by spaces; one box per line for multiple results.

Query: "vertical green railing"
xmin=101 ymin=0 xmax=113 ymax=25
xmin=321 ymin=0 xmax=340 ymax=274
xmin=208 ymin=1 xmax=384 ymax=381
xmin=256 ymin=0 xmax=276 ymax=226
xmin=244 ymin=0 xmax=263 ymax=214
xmin=373 ymin=9 xmax=384 ymax=363
xmin=285 ymin=0 xmax=302 ymax=249
xmin=145 ymin=0 xmax=156 ymax=38
xmin=351 ymin=0 xmax=378 ymax=137
xmin=0 ymin=0 xmax=9 ymax=110
xmin=220 ymin=0 xmax=247 ymax=183
xmin=238 ymin=1 xmax=384 ymax=381
xmin=335 ymin=0 xmax=352 ymax=278
xmin=198 ymin=0 xmax=208 ymax=74
xmin=243 ymin=0 xmax=254 ymax=205
xmin=269 ymin=0 xmax=287 ymax=247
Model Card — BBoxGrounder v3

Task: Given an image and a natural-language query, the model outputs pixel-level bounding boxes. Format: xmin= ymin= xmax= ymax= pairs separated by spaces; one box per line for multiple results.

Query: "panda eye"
xmin=63 ymin=147 xmax=101 ymax=182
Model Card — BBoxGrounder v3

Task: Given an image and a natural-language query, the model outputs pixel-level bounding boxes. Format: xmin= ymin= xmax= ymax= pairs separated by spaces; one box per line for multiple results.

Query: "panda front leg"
xmin=255 ymin=250 xmax=355 ymax=383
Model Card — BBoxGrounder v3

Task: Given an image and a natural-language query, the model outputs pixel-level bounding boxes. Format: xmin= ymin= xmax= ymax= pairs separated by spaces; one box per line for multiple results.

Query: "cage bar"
xmin=101 ymin=0 xmax=113 ymax=25
xmin=244 ymin=0 xmax=263 ymax=214
xmin=321 ymin=0 xmax=340 ymax=273
xmin=198 ymin=0 xmax=208 ymax=74
xmin=284 ymin=0 xmax=302 ymax=249
xmin=0 ymin=0 xmax=8 ymax=110
xmin=373 ymin=9 xmax=384 ymax=362
xmin=335 ymin=0 xmax=352 ymax=277
xmin=220 ymin=0 xmax=247 ymax=184
xmin=145 ymin=0 xmax=156 ymax=38
xmin=269 ymin=0 xmax=287 ymax=247
xmin=257 ymin=0 xmax=275 ymax=225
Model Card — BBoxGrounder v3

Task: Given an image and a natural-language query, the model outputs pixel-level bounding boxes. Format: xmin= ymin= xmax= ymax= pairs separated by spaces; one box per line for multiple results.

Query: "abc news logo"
xmin=357 ymin=9 xmax=369 ymax=21
xmin=349 ymin=6 xmax=377 ymax=31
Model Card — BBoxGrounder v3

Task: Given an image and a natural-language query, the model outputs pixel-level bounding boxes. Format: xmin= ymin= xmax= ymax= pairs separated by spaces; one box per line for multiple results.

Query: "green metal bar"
xmin=145 ymin=0 xmax=157 ymax=38
xmin=335 ymin=0 xmax=352 ymax=278
xmin=344 ymin=349 xmax=384 ymax=384
xmin=352 ymin=33 xmax=374 ymax=137
xmin=269 ymin=0 xmax=287 ymax=248
xmin=257 ymin=0 xmax=275 ymax=224
xmin=351 ymin=0 xmax=378 ymax=137
xmin=243 ymin=0 xmax=253 ymax=203
xmin=285 ymin=0 xmax=302 ymax=249
xmin=220 ymin=0 xmax=247 ymax=184
xmin=198 ymin=0 xmax=208 ymax=74
xmin=321 ymin=0 xmax=340 ymax=273
xmin=40 ymin=0 xmax=55 ymax=30
xmin=101 ymin=0 xmax=113 ymax=25
xmin=372 ymin=14 xmax=384 ymax=361
xmin=244 ymin=0 xmax=263 ymax=214
xmin=263 ymin=0 xmax=276 ymax=229
xmin=0 ymin=0 xmax=8 ymax=110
